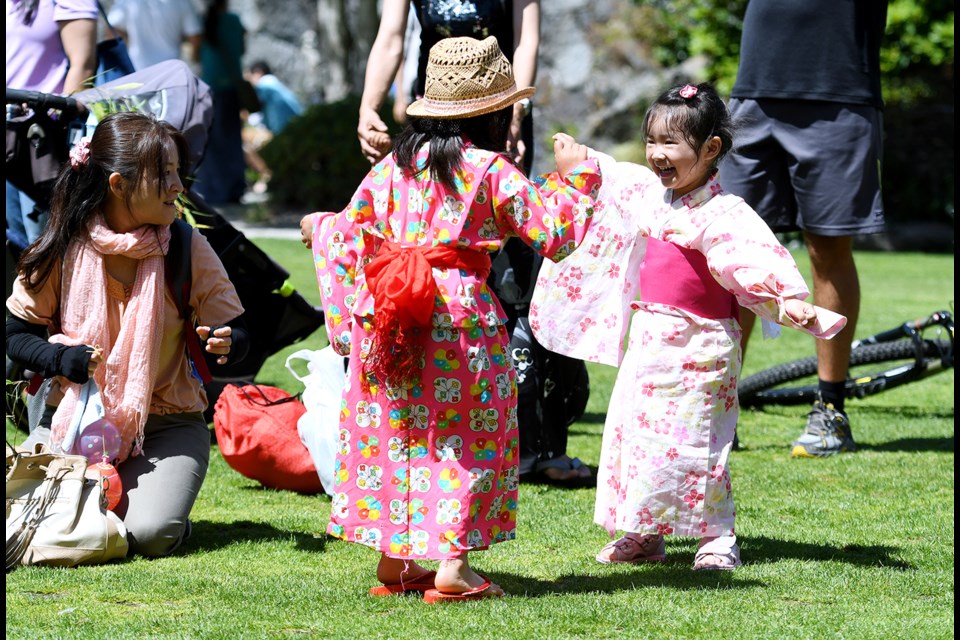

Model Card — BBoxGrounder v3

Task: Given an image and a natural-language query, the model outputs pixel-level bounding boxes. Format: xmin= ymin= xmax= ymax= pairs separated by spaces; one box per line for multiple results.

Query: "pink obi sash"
xmin=639 ymin=237 xmax=739 ymax=321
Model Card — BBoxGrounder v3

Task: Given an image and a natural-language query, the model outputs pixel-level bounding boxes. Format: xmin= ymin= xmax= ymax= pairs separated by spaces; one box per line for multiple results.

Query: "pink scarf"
xmin=49 ymin=215 xmax=170 ymax=463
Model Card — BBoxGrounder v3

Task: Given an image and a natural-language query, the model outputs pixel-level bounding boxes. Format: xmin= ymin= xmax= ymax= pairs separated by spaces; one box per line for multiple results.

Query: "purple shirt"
xmin=6 ymin=0 xmax=98 ymax=93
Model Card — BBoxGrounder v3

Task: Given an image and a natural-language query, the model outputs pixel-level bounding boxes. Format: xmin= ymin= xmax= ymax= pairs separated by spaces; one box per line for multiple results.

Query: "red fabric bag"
xmin=213 ymin=384 xmax=322 ymax=494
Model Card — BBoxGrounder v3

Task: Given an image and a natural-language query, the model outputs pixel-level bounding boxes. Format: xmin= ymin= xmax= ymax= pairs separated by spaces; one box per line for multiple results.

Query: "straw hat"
xmin=406 ymin=36 xmax=536 ymax=119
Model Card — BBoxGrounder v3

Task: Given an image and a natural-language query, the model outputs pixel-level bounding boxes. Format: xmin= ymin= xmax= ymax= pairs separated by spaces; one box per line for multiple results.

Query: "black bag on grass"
xmin=178 ymin=191 xmax=325 ymax=417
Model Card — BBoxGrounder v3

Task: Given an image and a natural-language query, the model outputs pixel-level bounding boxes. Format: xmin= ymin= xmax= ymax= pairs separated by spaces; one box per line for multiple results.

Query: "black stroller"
xmin=5 ymin=60 xmax=325 ymax=428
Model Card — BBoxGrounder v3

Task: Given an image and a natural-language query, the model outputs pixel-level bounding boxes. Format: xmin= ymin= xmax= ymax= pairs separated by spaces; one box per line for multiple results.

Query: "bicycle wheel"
xmin=739 ymin=339 xmax=952 ymax=407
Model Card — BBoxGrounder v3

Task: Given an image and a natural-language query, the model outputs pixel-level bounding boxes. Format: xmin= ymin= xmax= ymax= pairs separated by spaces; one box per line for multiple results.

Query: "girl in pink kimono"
xmin=299 ymin=36 xmax=600 ymax=601
xmin=530 ymin=83 xmax=846 ymax=570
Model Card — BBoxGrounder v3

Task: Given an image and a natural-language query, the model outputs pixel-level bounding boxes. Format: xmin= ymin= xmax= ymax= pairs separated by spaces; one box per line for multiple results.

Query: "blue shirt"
xmin=255 ymin=74 xmax=303 ymax=134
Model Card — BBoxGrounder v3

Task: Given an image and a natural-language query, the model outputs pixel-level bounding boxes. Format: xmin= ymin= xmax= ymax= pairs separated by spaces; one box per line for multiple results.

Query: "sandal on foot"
xmin=596 ymin=534 xmax=666 ymax=564
xmin=423 ymin=576 xmax=504 ymax=603
xmin=369 ymin=570 xmax=437 ymax=596
xmin=693 ymin=536 xmax=741 ymax=571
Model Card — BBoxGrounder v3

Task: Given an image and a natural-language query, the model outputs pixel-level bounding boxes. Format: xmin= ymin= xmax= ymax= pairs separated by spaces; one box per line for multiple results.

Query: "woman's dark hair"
xmin=641 ymin=82 xmax=735 ymax=166
xmin=249 ymin=60 xmax=271 ymax=76
xmin=203 ymin=0 xmax=228 ymax=48
xmin=14 ymin=0 xmax=40 ymax=25
xmin=393 ymin=107 xmax=513 ymax=192
xmin=18 ymin=111 xmax=189 ymax=290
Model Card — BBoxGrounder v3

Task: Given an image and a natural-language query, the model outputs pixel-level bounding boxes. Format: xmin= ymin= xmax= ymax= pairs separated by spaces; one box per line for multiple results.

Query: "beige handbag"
xmin=5 ymin=444 xmax=128 ymax=571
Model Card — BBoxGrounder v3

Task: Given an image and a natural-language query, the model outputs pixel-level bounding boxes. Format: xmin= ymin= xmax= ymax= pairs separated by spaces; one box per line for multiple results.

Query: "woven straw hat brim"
xmin=406 ymin=85 xmax=535 ymax=120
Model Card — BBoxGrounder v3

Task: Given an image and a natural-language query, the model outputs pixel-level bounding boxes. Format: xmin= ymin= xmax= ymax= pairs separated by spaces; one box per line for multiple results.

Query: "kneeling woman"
xmin=6 ymin=112 xmax=249 ymax=558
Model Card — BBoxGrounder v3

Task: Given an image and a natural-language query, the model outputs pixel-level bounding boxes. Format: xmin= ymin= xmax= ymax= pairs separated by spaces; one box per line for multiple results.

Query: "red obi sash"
xmin=365 ymin=242 xmax=492 ymax=329
xmin=362 ymin=242 xmax=492 ymax=386
xmin=639 ymin=237 xmax=739 ymax=321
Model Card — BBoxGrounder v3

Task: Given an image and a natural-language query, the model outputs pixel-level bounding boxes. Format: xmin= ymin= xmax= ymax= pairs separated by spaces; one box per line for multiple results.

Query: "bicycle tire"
xmin=739 ymin=339 xmax=952 ymax=407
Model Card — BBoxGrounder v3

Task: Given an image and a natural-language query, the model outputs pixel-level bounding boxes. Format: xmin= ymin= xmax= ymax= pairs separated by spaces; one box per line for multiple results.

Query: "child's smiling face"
xmin=121 ymin=137 xmax=184 ymax=230
xmin=645 ymin=116 xmax=720 ymax=200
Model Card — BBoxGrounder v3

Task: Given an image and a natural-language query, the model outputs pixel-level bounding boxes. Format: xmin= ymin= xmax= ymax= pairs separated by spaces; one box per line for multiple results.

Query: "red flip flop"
xmin=368 ymin=570 xmax=437 ymax=596
xmin=422 ymin=577 xmax=504 ymax=603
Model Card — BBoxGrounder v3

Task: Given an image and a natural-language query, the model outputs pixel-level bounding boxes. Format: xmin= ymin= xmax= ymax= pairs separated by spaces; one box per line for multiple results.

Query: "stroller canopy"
xmin=72 ymin=59 xmax=213 ymax=175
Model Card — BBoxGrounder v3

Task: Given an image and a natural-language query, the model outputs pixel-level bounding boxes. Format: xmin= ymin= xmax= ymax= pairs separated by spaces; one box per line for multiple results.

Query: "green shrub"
xmin=260 ymin=96 xmax=400 ymax=212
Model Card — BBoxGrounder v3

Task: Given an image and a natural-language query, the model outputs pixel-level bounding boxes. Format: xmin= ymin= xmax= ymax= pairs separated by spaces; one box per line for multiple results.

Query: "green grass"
xmin=6 ymin=243 xmax=954 ymax=639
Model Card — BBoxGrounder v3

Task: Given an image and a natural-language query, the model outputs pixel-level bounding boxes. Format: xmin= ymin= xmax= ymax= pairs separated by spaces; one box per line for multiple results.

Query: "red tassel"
xmin=359 ymin=242 xmax=492 ymax=391
xmin=363 ymin=324 xmax=423 ymax=389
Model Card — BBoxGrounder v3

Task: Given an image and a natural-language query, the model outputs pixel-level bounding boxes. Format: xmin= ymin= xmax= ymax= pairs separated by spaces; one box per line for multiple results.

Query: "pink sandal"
xmin=693 ymin=535 xmax=741 ymax=571
xmin=596 ymin=534 xmax=666 ymax=564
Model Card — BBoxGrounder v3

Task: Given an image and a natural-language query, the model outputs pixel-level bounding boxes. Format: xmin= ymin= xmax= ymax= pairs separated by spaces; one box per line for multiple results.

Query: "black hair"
xmin=18 ymin=112 xmax=189 ymax=290
xmin=249 ymin=60 xmax=271 ymax=76
xmin=15 ymin=0 xmax=40 ymax=25
xmin=393 ymin=107 xmax=513 ymax=192
xmin=641 ymin=82 xmax=735 ymax=166
xmin=203 ymin=0 xmax=228 ymax=48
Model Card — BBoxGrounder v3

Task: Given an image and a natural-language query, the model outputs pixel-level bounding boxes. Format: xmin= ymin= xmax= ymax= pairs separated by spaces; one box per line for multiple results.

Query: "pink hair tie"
xmin=69 ymin=137 xmax=92 ymax=170
xmin=679 ymin=84 xmax=698 ymax=99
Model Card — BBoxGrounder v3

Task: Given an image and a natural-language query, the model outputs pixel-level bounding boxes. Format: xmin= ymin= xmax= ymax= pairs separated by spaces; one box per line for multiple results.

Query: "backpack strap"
xmin=166 ymin=218 xmax=212 ymax=384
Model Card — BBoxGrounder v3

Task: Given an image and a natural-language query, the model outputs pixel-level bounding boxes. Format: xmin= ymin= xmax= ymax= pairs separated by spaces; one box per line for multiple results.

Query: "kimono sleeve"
xmin=530 ymin=151 xmax=649 ymax=366
xmin=702 ymin=199 xmax=846 ymax=339
xmin=309 ymin=166 xmax=385 ymax=355
xmin=488 ymin=155 xmax=601 ymax=261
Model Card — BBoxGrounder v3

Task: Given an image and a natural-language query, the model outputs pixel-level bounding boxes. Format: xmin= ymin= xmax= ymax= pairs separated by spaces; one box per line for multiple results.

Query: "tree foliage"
xmin=260 ymin=95 xmax=401 ymax=212
xmin=629 ymin=0 xmax=954 ymax=110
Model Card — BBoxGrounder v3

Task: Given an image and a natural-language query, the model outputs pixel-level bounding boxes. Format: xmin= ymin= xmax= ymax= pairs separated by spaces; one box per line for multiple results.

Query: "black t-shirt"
xmin=409 ymin=0 xmax=536 ymax=307
xmin=412 ymin=0 xmax=513 ymax=97
xmin=731 ymin=0 xmax=887 ymax=107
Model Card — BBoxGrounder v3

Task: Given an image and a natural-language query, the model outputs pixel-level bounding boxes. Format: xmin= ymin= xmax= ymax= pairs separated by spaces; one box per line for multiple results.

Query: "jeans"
xmin=6 ymin=180 xmax=45 ymax=251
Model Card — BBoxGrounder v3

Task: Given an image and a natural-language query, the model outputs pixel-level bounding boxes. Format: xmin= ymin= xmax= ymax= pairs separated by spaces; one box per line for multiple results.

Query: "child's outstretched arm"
xmin=553 ymin=133 xmax=588 ymax=176
xmin=698 ymin=206 xmax=846 ymax=340
xmin=782 ymin=298 xmax=816 ymax=327
xmin=779 ymin=297 xmax=846 ymax=338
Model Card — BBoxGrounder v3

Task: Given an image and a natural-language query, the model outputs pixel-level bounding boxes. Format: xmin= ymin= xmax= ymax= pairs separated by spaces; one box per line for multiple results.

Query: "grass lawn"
xmin=6 ymin=242 xmax=954 ymax=640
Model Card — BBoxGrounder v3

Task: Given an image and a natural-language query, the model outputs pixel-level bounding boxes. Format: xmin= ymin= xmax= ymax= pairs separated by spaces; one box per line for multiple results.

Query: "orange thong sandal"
xmin=422 ymin=577 xmax=504 ymax=603
xmin=369 ymin=570 xmax=437 ymax=596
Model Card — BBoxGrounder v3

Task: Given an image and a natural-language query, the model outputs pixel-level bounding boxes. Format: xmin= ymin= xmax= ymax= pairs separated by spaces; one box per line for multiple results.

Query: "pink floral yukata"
xmin=309 ymin=143 xmax=601 ymax=558
xmin=531 ymin=151 xmax=844 ymax=541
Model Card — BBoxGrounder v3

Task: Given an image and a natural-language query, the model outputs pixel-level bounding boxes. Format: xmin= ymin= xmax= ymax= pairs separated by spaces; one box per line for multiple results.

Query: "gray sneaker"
xmin=790 ymin=398 xmax=856 ymax=458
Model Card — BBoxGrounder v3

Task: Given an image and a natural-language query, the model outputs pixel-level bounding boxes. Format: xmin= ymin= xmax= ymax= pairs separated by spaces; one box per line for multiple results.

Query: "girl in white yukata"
xmin=529 ymin=82 xmax=847 ymax=570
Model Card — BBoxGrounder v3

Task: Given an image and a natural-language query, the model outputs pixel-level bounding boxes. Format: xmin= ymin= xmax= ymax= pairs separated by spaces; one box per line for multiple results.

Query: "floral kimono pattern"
xmin=532 ymin=151 xmax=844 ymax=539
xmin=309 ymin=143 xmax=601 ymax=558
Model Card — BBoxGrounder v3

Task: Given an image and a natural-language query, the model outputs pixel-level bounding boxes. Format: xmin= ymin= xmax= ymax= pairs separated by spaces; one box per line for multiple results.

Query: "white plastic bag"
xmin=285 ymin=346 xmax=346 ymax=496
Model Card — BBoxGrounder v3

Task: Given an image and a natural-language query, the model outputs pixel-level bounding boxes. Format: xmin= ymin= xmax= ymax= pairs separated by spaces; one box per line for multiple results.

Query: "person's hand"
xmin=358 ymin=105 xmax=392 ymax=164
xmin=783 ymin=298 xmax=817 ymax=328
xmin=553 ymin=132 xmax=587 ymax=177
xmin=506 ymin=109 xmax=526 ymax=166
xmin=300 ymin=214 xmax=316 ymax=249
xmin=197 ymin=325 xmax=233 ymax=365
xmin=87 ymin=346 xmax=103 ymax=378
